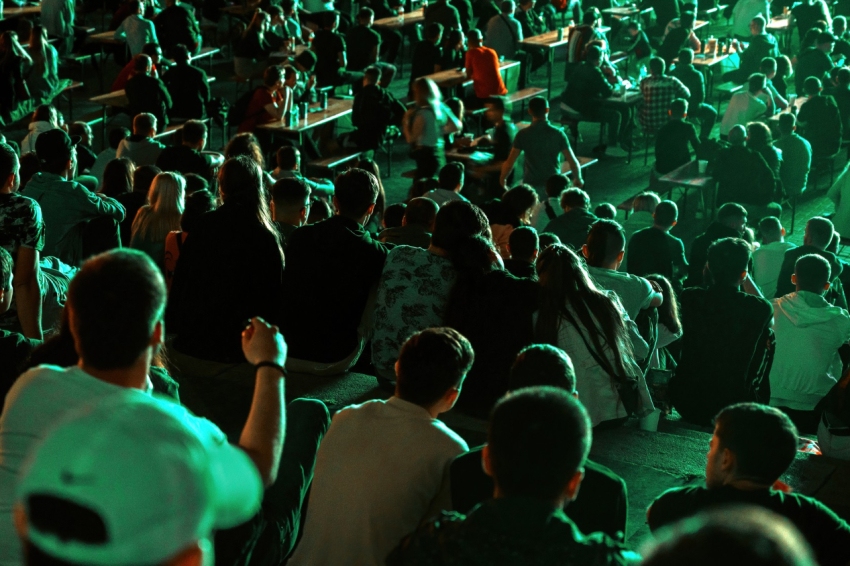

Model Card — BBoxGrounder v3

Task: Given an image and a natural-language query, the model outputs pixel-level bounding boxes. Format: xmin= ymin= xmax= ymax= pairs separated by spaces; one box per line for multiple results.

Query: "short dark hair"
xmin=425 ymin=22 xmax=443 ymax=40
xmin=142 ymin=42 xmax=160 ymax=58
xmin=649 ymin=56 xmax=665 ymax=75
xmin=431 ymin=201 xmax=490 ymax=251
xmin=488 ymin=387 xmax=591 ymax=500
xmin=795 ymin=254 xmax=831 ymax=293
xmin=778 ymin=112 xmax=796 ymax=134
xmin=707 ymin=238 xmax=751 ymax=287
xmin=383 ymin=202 xmax=406 ymax=228
xmin=183 ymin=173 xmax=209 ymax=196
xmin=714 ymin=403 xmax=798 ymax=484
xmin=133 ymin=165 xmax=161 ymax=195
xmin=172 ymin=43 xmax=190 ymax=62
xmin=0 ymin=246 xmax=12 ymax=290
xmin=502 ymin=184 xmax=538 ymax=219
xmin=560 ymin=187 xmax=590 ymax=210
xmin=594 ymin=203 xmax=617 ymax=219
xmin=133 ymin=53 xmax=151 ymax=73
xmin=758 ymin=216 xmax=782 ymax=240
xmin=108 ymin=126 xmax=130 ymax=150
xmin=182 ymin=120 xmax=207 ymax=145
xmin=528 ymin=96 xmax=548 ymax=118
xmin=806 ymin=216 xmax=834 ymax=247
xmin=838 ymin=67 xmax=850 ymax=86
xmin=358 ymin=6 xmax=374 ymax=18
xmin=263 ymin=64 xmax=284 ymax=87
xmin=276 ymin=145 xmax=299 ymax=170
xmin=670 ymin=98 xmax=688 ymax=116
xmin=485 ymin=95 xmax=510 ymax=113
xmin=804 ymin=76 xmax=822 ymax=95
xmin=582 ymin=7 xmax=600 ymax=24
xmin=751 ymin=14 xmax=766 ymax=31
xmin=364 ymin=65 xmax=381 ymax=84
xmin=584 ymin=219 xmax=625 ymax=266
xmin=322 ymin=9 xmax=339 ymax=27
xmin=538 ymin=232 xmax=561 ymax=249
xmin=180 ymin=189 xmax=216 ymax=232
xmin=654 ymin=200 xmax=678 ymax=227
xmin=717 ymin=202 xmax=747 ymax=223
xmin=67 ymin=250 xmax=167 ymax=370
xmin=509 ymin=225 xmax=539 ymax=260
xmin=396 ymin=327 xmax=474 ymax=407
xmin=510 ymin=345 xmax=575 ymax=392
xmin=404 ymin=197 xmax=438 ymax=228
xmin=334 ymin=168 xmax=379 ymax=218
xmin=0 ymin=142 xmax=18 ymax=182
xmin=545 ymin=173 xmax=570 ymax=198
xmin=271 ymin=177 xmax=311 ymax=211
xmin=680 ymin=10 xmax=695 ymax=27
xmin=438 ymin=162 xmax=464 ymax=191
xmin=748 ymin=72 xmax=767 ymax=93
xmin=678 ymin=48 xmax=694 ymax=65
xmin=817 ymin=31 xmax=836 ymax=44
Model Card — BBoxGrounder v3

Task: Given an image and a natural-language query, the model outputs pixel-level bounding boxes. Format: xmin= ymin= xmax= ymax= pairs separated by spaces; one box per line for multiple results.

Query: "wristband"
xmin=255 ymin=361 xmax=287 ymax=377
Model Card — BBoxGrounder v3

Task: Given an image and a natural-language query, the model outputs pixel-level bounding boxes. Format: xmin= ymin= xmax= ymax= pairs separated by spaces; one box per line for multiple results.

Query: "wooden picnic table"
xmin=520 ymin=30 xmax=570 ymax=94
xmin=1 ymin=3 xmax=40 ymax=18
xmin=690 ymin=51 xmax=731 ymax=96
xmin=259 ymin=98 xmax=353 ymax=146
xmin=422 ymin=59 xmax=520 ymax=90
xmin=767 ymin=15 xmax=793 ymax=50
xmin=373 ymin=8 xmax=425 ymax=29
xmin=658 ymin=159 xmax=714 ymax=216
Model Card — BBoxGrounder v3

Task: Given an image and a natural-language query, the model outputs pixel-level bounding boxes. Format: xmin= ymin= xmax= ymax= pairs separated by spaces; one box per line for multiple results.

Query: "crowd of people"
xmin=3 ymin=0 xmax=850 ymax=563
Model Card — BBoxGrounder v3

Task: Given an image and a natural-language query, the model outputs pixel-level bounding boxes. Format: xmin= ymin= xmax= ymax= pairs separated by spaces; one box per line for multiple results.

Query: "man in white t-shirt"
xmin=771 ymin=254 xmax=850 ymax=433
xmin=0 ymin=249 xmax=322 ymax=566
xmin=752 ymin=216 xmax=796 ymax=299
xmin=288 ymin=327 xmax=473 ymax=566
xmin=583 ymin=219 xmax=663 ymax=320
xmin=424 ymin=162 xmax=469 ymax=206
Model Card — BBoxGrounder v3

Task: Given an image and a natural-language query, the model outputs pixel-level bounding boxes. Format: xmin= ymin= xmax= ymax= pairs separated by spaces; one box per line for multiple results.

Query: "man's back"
xmin=346 ymin=25 xmax=382 ymax=71
xmin=280 ymin=215 xmax=388 ymax=363
xmin=512 ymin=119 xmax=570 ymax=187
xmin=774 ymin=133 xmax=812 ymax=196
xmin=685 ymin=222 xmax=742 ymax=287
xmin=627 ymin=226 xmax=687 ymax=285
xmin=484 ymin=13 xmax=521 ymax=57
xmin=116 ymin=134 xmax=166 ymax=166
xmin=545 ymin=207 xmax=597 ymax=251
xmin=830 ymin=86 xmax=850 ymax=140
xmin=155 ymin=3 xmax=198 ymax=54
xmin=714 ymin=145 xmax=775 ymax=206
xmin=720 ymin=91 xmax=767 ymax=135
xmin=775 ymin=245 xmax=843 ymax=298
xmin=126 ymin=73 xmax=171 ymax=126
xmin=288 ymin=397 xmax=468 ymax=566
xmin=425 ymin=1 xmax=462 ymax=31
xmin=649 ymin=485 xmax=850 ymax=566
xmin=669 ymin=63 xmax=705 ymax=105
xmin=795 ymin=46 xmax=832 ymax=93
xmin=163 ymin=63 xmax=209 ymax=120
xmin=639 ymin=75 xmax=690 ymax=133
xmin=312 ymin=29 xmax=345 ymax=85
xmin=155 ymin=145 xmax=212 ymax=180
xmin=740 ymin=34 xmax=780 ymax=78
xmin=561 ymin=62 xmax=612 ymax=116
xmin=410 ymin=41 xmax=442 ymax=82
xmin=752 ymin=240 xmax=797 ymax=299
xmin=654 ymin=119 xmax=698 ymax=174
xmin=798 ymin=95 xmax=843 ymax=157
xmin=466 ymin=46 xmax=506 ymax=99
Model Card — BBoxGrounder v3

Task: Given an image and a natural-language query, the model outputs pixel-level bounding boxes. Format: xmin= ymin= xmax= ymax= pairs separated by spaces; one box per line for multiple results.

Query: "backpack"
xmin=227 ymin=87 xmax=263 ymax=125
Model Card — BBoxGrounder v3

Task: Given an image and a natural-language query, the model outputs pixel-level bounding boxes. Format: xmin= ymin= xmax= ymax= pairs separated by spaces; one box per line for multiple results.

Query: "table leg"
xmin=548 ymin=48 xmax=554 ymax=94
xmin=100 ymin=105 xmax=107 ymax=151
xmin=68 ymin=92 xmax=74 ymax=122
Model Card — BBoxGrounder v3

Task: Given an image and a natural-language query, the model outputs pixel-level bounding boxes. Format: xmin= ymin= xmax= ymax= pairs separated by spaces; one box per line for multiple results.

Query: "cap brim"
xmin=206 ymin=441 xmax=264 ymax=530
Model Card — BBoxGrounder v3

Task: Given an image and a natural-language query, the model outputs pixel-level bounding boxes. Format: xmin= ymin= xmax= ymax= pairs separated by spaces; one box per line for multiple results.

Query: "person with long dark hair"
xmin=0 ymin=31 xmax=32 ymax=124
xmin=535 ymin=244 xmax=655 ymax=427
xmin=26 ymin=25 xmax=65 ymax=103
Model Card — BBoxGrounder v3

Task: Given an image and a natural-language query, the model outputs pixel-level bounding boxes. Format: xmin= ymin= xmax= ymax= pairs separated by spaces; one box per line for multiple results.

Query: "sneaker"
xmin=606 ymin=146 xmax=630 ymax=158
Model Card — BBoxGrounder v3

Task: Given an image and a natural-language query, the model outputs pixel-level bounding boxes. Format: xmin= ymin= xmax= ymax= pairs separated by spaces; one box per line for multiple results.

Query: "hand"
xmin=307 ymin=74 xmax=316 ymax=89
xmin=242 ymin=317 xmax=287 ymax=366
xmin=572 ymin=175 xmax=584 ymax=188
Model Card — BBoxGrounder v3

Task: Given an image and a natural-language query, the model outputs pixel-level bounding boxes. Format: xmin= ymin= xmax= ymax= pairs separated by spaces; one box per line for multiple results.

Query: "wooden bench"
xmin=154 ymin=118 xmax=212 ymax=143
xmin=59 ymin=81 xmax=84 ymax=121
xmin=77 ymin=110 xmax=105 ymax=128
xmin=188 ymin=46 xmax=221 ymax=70
xmin=307 ymin=151 xmax=363 ymax=175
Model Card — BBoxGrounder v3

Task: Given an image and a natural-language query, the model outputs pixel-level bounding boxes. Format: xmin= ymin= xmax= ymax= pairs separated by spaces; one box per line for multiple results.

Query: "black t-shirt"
xmin=649 ymin=485 xmax=850 ymax=566
xmin=345 ymin=25 xmax=381 ymax=71
xmin=491 ymin=121 xmax=516 ymax=161
xmin=627 ymin=226 xmax=687 ymax=287
xmin=312 ymin=29 xmax=346 ymax=86
xmin=0 ymin=329 xmax=39 ymax=407
xmin=410 ymin=40 xmax=442 ymax=82
xmin=76 ymin=144 xmax=98 ymax=173
xmin=155 ymin=145 xmax=213 ymax=181
xmin=654 ymin=119 xmax=698 ymax=175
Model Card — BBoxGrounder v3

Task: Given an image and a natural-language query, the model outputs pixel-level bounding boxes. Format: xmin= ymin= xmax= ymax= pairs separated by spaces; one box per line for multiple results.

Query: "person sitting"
xmin=561 ymin=45 xmax=631 ymax=158
xmin=237 ymin=64 xmax=292 ymax=133
xmin=234 ymin=10 xmax=273 ymax=78
xmin=22 ymin=130 xmax=125 ymax=267
xmin=566 ymin=8 xmax=607 ymax=66
xmin=714 ymin=124 xmax=779 ymax=221
xmin=117 ymin=112 xmax=167 ymax=167
xmin=671 ymin=238 xmax=774 ymax=425
xmin=289 ymin=327 xmax=472 ymax=566
xmin=129 ymin=171 xmax=185 ymax=269
xmin=424 ymin=162 xmax=468 ymax=205
xmin=439 ymin=29 xmax=467 ymax=74
xmin=649 ymin=403 xmax=850 ymax=565
xmin=794 ymin=32 xmax=835 ymax=95
xmin=155 ymin=120 xmax=218 ymax=181
xmin=162 ymin=44 xmax=210 ymax=121
xmin=409 ymin=23 xmax=445 ymax=92
xmin=280 ymin=168 xmax=388 ymax=374
xmin=530 ymin=173 xmax=569 ymax=230
xmin=624 ymin=21 xmax=652 ymax=70
xmin=760 ymin=57 xmax=788 ymax=112
xmin=390 ymin=386 xmax=637 ymax=564
xmin=463 ymin=29 xmax=507 ymax=109
xmin=20 ymin=104 xmax=58 ymax=155
xmin=270 ymin=176 xmax=310 ymax=248
xmin=752 ymin=216 xmax=796 ymax=299
xmin=25 ymin=25 xmax=65 ymax=104
xmin=125 ymin=54 xmax=173 ymax=129
xmin=720 ymin=73 xmax=768 ymax=137
xmin=504 ymin=225 xmax=538 ymax=279
xmin=728 ymin=16 xmax=780 ymax=84
xmin=620 ymin=193 xmax=660 ymax=244
xmin=0 ymin=31 xmax=31 ymax=125
xmin=112 ymin=42 xmax=163 ymax=92
xmin=484 ymin=0 xmax=523 ymax=60
xmin=669 ymin=50 xmax=717 ymax=141
xmin=797 ymin=77 xmax=843 ymax=160
xmin=584 ymin=219 xmax=664 ymax=321
xmin=346 ymin=7 xmax=397 ymax=86
xmin=0 ymin=247 xmax=42 ymax=396
xmin=68 ymin=122 xmax=97 ymax=175
xmin=89 ymin=127 xmax=129 ymax=182
xmin=791 ymin=0 xmax=831 ymax=42
xmin=114 ymin=0 xmax=158 ymax=57
xmin=775 ymin=113 xmax=812 ymax=199
xmin=653 ymin=99 xmax=700 ymax=180
xmin=627 ymin=200 xmax=688 ymax=291
xmin=271 ymin=146 xmax=334 ymax=196
xmin=378 ymin=197 xmax=438 ymax=248
xmin=774 ymin=216 xmax=845 ymax=304
xmin=313 ymin=11 xmax=364 ymax=90
xmin=770 ymin=254 xmax=850 ymax=433
xmin=657 ymin=11 xmax=700 ymax=66
xmin=747 ymin=121 xmax=782 ymax=180
xmin=594 ymin=202 xmax=617 ymax=219
xmin=544 ymin=187 xmax=597 ymax=251
xmin=536 ymin=244 xmax=654 ymax=427
xmin=351 ymin=65 xmax=406 ymax=151
xmin=684 ymin=202 xmax=747 ymax=289
xmin=640 ymin=57 xmax=691 ymax=138
xmin=154 ymin=0 xmax=200 ymax=57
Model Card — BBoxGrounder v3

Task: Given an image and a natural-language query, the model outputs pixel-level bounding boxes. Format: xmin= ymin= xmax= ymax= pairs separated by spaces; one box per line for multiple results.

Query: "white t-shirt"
xmin=753 ymin=241 xmax=796 ymax=299
xmin=587 ymin=266 xmax=654 ymax=320
xmin=287 ymin=397 xmax=468 ymax=566
xmin=422 ymin=188 xmax=468 ymax=207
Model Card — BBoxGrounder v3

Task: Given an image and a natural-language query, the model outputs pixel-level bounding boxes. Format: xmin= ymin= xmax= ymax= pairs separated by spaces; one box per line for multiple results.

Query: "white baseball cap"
xmin=16 ymin=395 xmax=264 ymax=565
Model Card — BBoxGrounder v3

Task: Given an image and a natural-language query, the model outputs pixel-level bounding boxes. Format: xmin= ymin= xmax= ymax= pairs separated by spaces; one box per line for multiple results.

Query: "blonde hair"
xmin=131 ymin=172 xmax=186 ymax=243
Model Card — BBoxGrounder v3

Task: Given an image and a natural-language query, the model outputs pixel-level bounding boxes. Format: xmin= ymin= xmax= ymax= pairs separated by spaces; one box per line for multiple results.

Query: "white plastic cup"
xmin=698 ymin=160 xmax=708 ymax=174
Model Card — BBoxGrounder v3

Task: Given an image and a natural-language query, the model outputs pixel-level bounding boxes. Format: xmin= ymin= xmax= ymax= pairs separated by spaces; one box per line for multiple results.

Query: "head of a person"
xmin=133 ymin=53 xmax=153 ymax=77
xmin=135 ymin=172 xmax=186 ymax=240
xmin=425 ymin=22 xmax=443 ymax=43
xmin=758 ymin=216 xmax=784 ymax=244
xmin=776 ymin=55 xmax=792 ymax=79
xmin=836 ymin=15 xmax=848 ymax=34
xmin=275 ymin=146 xmax=299 ymax=172
xmin=31 ymin=104 xmax=56 ymax=126
xmin=759 ymin=56 xmax=777 ymax=79
xmin=363 ymin=65 xmax=381 ymax=87
xmin=294 ymin=50 xmax=317 ymax=73
xmin=411 ymin=77 xmax=441 ymax=107
xmin=438 ymin=162 xmax=464 ymax=192
xmin=270 ymin=177 xmax=311 ymax=226
xmin=172 ymin=43 xmax=190 ymax=64
xmin=804 ymin=216 xmax=835 ymax=249
xmin=133 ymin=113 xmax=157 ymax=138
xmin=643 ymin=506 xmax=816 ymax=566
xmin=181 ymin=120 xmax=207 ymax=151
xmin=706 ymin=237 xmax=751 ymax=288
xmin=777 ymin=112 xmax=797 ymax=136
xmin=509 ymin=344 xmax=576 ymax=392
xmin=15 ymin=394 xmax=263 ymax=566
xmin=180 ymin=189 xmax=217 ymax=232
xmin=129 ymin=0 xmax=143 ymax=14
xmin=585 ymin=44 xmax=603 ymax=67
xmin=263 ymin=64 xmax=284 ymax=89
xmin=707 ymin=403 xmax=798 ymax=488
xmin=727 ymin=124 xmax=747 ymax=146
xmin=717 ymin=202 xmax=748 ymax=234
xmin=538 ymin=232 xmax=561 ymax=250
xmin=35 ymin=128 xmax=78 ymax=176
xmin=746 ymin=121 xmax=773 ymax=151
xmin=133 ymin=165 xmax=161 ymax=195
xmin=484 ymin=95 xmax=510 ymax=123
xmin=403 ymin=197 xmax=439 ymax=231
xmin=649 ymin=56 xmax=665 ymax=77
xmin=680 ymin=11 xmax=695 ymax=29
xmin=502 ymin=184 xmax=539 ymax=223
xmin=182 ymin=174 xmax=209 ymax=197
xmin=357 ymin=6 xmax=374 ymax=25
xmin=0 ymin=142 xmax=20 ymax=194
xmin=838 ymin=67 xmax=850 ymax=90
xmin=431 ymin=200 xmax=491 ymax=251
xmin=666 ymin=97 xmax=688 ymax=123
xmin=500 ymin=0 xmax=515 ymax=14
xmin=560 ymin=187 xmax=590 ymax=211
xmin=582 ymin=7 xmax=600 ymax=25
xmin=395 ymin=327 xmax=474 ymax=412
xmin=248 ymin=9 xmax=271 ymax=32
xmin=224 ymin=133 xmax=265 ymax=169
xmin=750 ymin=14 xmax=766 ymax=35
xmin=793 ymin=253 xmax=831 ymax=294
xmin=108 ymin=126 xmax=130 ymax=150
xmin=141 ymin=42 xmax=162 ymax=66
xmin=817 ymin=31 xmax=835 ymax=52
xmin=508 ymin=225 xmax=539 ymax=263
xmin=527 ymin=96 xmax=549 ymax=120
xmin=654 ymin=200 xmax=678 ymax=229
xmin=626 ymin=21 xmax=641 ymax=35
xmin=0 ymin=246 xmax=13 ymax=314
xmin=583 ymin=219 xmax=626 ymax=268
xmin=467 ymin=28 xmax=483 ymax=47
xmin=545 ymin=173 xmax=570 ymax=199
xmin=69 ymin=122 xmax=93 ymax=147
xmin=519 ymin=0 xmax=534 ymax=11
xmin=633 ymin=191 xmax=661 ymax=213
xmin=218 ymin=156 xmax=272 ymax=224
xmin=100 ymin=158 xmax=135 ymax=198
xmin=383 ymin=202 xmax=406 ymax=229
xmin=747 ymin=72 xmax=766 ymax=94
xmin=484 ymin=387 xmax=591 ymax=503
xmin=594 ymin=203 xmax=617 ymax=219
xmin=322 ymin=10 xmax=339 ymax=30
xmin=333 ymin=168 xmax=379 ymax=221
xmin=804 ymin=76 xmax=823 ymax=96
xmin=445 ymin=28 xmax=464 ymax=50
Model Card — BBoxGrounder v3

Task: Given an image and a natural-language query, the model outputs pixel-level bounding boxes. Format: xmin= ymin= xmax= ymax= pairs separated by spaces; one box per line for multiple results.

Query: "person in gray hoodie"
xmin=770 ymin=254 xmax=850 ymax=433
xmin=116 ymin=112 xmax=167 ymax=167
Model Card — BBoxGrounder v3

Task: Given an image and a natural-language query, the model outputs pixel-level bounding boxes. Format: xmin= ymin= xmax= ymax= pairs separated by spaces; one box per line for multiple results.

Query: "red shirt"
xmin=465 ymin=46 xmax=507 ymax=99
xmin=112 ymin=62 xmax=159 ymax=91
xmin=238 ymin=88 xmax=280 ymax=133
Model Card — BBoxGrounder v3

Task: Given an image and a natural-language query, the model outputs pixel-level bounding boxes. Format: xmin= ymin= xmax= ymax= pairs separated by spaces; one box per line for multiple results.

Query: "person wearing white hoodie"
xmin=116 ymin=112 xmax=166 ymax=167
xmin=771 ymin=253 xmax=850 ymax=433
xmin=19 ymin=105 xmax=57 ymax=154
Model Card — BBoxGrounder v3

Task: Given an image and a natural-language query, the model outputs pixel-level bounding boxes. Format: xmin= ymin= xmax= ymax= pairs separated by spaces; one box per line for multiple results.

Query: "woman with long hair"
xmin=100 ymin=157 xmax=135 ymax=198
xmin=536 ymin=244 xmax=655 ymax=427
xmin=130 ymin=172 xmax=186 ymax=268
xmin=27 ymin=25 xmax=64 ymax=103
xmin=485 ymin=183 xmax=539 ymax=259
xmin=234 ymin=10 xmax=274 ymax=77
xmin=20 ymin=104 xmax=57 ymax=154
xmin=166 ymin=155 xmax=285 ymax=363
xmin=356 ymin=158 xmax=386 ymax=234
xmin=403 ymin=77 xmax=462 ymax=178
xmin=0 ymin=31 xmax=32 ymax=123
